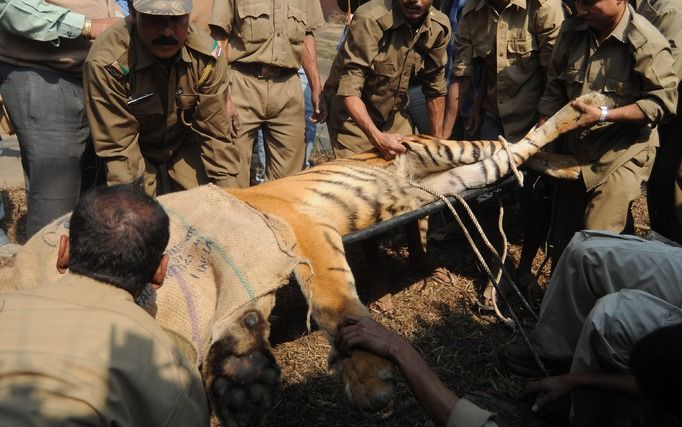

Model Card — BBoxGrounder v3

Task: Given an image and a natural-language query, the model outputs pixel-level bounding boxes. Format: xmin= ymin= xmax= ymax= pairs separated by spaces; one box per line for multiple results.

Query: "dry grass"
xmin=1 ymin=187 xmax=27 ymax=244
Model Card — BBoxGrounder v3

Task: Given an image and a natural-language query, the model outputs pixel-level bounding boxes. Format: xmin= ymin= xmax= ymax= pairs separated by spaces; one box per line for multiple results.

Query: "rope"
xmin=402 ymin=136 xmax=553 ymax=376
xmin=498 ymin=135 xmax=524 ymax=188
xmin=488 ymin=195 xmax=512 ymax=323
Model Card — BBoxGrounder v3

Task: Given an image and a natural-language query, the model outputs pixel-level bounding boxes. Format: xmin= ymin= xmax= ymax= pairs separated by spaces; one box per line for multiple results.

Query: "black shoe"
xmin=498 ymin=342 xmax=569 ymax=378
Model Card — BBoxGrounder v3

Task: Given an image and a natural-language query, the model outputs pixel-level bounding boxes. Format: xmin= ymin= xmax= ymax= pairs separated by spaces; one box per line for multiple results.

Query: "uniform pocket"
xmin=286 ymin=4 xmax=306 ymax=44
xmin=236 ymin=1 xmax=271 ymax=43
xmin=176 ymin=93 xmax=198 ymax=126
xmin=130 ymin=93 xmax=164 ymax=132
xmin=603 ymin=78 xmax=639 ymax=106
xmin=373 ymin=61 xmax=397 ymax=76
xmin=507 ymin=38 xmax=537 ymax=72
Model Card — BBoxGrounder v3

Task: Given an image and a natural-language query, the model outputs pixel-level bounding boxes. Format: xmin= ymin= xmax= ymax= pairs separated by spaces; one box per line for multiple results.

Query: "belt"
xmin=232 ymin=62 xmax=297 ymax=79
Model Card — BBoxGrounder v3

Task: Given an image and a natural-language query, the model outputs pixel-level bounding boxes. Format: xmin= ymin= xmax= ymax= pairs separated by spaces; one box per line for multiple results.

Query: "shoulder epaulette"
xmin=104 ymin=61 xmax=129 ymax=80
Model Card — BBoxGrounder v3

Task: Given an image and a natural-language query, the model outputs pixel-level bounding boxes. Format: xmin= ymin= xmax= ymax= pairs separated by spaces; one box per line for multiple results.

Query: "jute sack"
xmin=0 ymin=185 xmax=305 ymax=365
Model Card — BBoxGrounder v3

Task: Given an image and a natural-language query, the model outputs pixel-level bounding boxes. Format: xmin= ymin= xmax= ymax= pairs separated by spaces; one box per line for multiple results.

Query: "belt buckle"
xmin=257 ymin=64 xmax=279 ymax=79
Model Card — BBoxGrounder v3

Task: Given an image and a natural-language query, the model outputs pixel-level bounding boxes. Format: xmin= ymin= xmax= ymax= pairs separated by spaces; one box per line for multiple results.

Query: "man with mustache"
xmin=83 ymin=0 xmax=239 ymax=196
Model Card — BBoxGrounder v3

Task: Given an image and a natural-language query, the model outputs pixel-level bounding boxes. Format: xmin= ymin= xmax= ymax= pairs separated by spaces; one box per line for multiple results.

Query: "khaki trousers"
xmin=230 ymin=69 xmax=305 ymax=187
xmin=550 ymin=145 xmax=655 ymax=261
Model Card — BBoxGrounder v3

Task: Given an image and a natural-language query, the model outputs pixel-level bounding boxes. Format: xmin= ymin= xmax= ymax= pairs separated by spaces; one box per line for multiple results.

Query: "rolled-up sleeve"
xmin=632 ymin=34 xmax=678 ymax=124
xmin=452 ymin=12 xmax=474 ymax=78
xmin=193 ymin=53 xmax=240 ymax=188
xmin=305 ymin=0 xmax=325 ymax=33
xmin=421 ymin=20 xmax=451 ymax=98
xmin=336 ymin=13 xmax=381 ymax=98
xmin=208 ymin=0 xmax=233 ymax=34
xmin=447 ymin=398 xmax=498 ymax=427
xmin=0 ymin=0 xmax=85 ymax=45
xmin=534 ymin=0 xmax=564 ymax=68
xmin=83 ymin=59 xmax=147 ymax=189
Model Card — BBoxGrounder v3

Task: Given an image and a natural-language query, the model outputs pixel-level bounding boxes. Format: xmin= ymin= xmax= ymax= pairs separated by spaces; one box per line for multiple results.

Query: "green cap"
xmin=133 ymin=0 xmax=192 ymax=15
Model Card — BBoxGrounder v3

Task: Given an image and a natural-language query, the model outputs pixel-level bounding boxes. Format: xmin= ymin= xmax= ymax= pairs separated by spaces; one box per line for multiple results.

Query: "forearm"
xmin=343 ymin=96 xmax=383 ymax=144
xmin=426 ymin=96 xmax=445 ymax=138
xmin=564 ymin=372 xmax=638 ymax=397
xmin=392 ymin=343 xmax=459 ymax=427
xmin=301 ymin=33 xmax=321 ymax=94
xmin=443 ymin=77 xmax=470 ymax=138
xmin=606 ymin=103 xmax=647 ymax=123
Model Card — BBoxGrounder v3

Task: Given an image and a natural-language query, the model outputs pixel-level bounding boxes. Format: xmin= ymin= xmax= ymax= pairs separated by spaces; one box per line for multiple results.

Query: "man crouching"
xmin=0 ymin=183 xmax=209 ymax=426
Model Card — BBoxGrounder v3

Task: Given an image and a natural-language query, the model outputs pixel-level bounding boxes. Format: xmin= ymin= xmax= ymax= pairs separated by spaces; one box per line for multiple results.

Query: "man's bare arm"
xmin=443 ymin=77 xmax=471 ymax=138
xmin=426 ymin=96 xmax=445 ymax=138
xmin=343 ymin=96 xmax=406 ymax=159
xmin=301 ymin=32 xmax=323 ymax=122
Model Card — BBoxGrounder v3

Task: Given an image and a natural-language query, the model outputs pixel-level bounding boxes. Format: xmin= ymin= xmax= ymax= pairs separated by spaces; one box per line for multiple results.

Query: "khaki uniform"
xmin=636 ymin=0 xmax=682 ymax=242
xmin=210 ymin=0 xmax=325 ymax=187
xmin=324 ymin=0 xmax=451 ymax=158
xmin=83 ymin=19 xmax=238 ymax=196
xmin=0 ymin=274 xmax=209 ymax=426
xmin=537 ymin=6 xmax=678 ymax=258
xmin=452 ymin=0 xmax=564 ymax=142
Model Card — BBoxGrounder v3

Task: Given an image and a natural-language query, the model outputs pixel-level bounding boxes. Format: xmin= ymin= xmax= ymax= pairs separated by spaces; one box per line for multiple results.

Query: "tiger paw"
xmin=204 ymin=309 xmax=280 ymax=427
xmin=332 ymin=349 xmax=396 ymax=416
xmin=205 ymin=347 xmax=281 ymax=427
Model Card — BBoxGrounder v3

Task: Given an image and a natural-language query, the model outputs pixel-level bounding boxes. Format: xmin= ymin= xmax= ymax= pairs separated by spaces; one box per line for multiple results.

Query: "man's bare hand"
xmin=371 ymin=132 xmax=406 ymax=160
xmin=521 ymin=374 xmax=578 ymax=412
xmin=226 ymin=95 xmax=240 ymax=138
xmin=310 ymin=86 xmax=325 ymax=123
xmin=335 ymin=315 xmax=403 ymax=361
xmin=90 ymin=18 xmax=121 ymax=39
xmin=571 ymin=100 xmax=602 ymax=129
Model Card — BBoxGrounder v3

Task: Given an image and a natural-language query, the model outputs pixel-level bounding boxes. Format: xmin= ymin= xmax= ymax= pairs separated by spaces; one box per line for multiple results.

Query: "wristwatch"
xmin=82 ymin=17 xmax=93 ymax=39
xmin=598 ymin=105 xmax=609 ymax=125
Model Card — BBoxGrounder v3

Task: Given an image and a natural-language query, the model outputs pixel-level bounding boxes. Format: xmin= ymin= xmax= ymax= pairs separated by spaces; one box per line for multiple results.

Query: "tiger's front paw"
xmin=332 ymin=349 xmax=397 ymax=416
xmin=204 ymin=310 xmax=280 ymax=427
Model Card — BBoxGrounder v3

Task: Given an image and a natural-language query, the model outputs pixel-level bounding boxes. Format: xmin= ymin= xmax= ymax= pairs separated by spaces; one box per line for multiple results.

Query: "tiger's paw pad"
xmin=206 ymin=349 xmax=281 ymax=427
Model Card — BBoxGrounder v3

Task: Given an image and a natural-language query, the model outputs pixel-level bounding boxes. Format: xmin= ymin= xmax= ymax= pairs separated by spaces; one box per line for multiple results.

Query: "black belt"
xmin=231 ymin=62 xmax=297 ymax=79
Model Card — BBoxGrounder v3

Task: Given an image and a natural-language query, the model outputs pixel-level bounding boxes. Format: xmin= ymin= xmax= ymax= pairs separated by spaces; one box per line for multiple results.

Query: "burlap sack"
xmin=0 ymin=185 xmax=305 ymax=365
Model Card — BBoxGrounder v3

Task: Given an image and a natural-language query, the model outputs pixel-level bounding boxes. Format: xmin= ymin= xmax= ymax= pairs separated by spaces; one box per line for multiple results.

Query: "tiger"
xmin=0 ymin=92 xmax=603 ymax=427
xmin=202 ymin=92 xmax=603 ymax=426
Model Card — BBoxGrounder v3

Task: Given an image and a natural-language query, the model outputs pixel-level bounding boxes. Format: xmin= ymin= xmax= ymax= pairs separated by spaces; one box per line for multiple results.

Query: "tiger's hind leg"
xmin=398 ymin=136 xmax=506 ymax=179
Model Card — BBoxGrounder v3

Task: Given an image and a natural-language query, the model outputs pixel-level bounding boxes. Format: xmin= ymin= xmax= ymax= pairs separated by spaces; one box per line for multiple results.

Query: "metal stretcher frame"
xmin=341 ymin=177 xmax=514 ymax=245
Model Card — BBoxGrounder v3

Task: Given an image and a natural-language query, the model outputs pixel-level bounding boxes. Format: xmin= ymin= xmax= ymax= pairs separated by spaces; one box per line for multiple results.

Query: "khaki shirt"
xmin=324 ymin=0 xmax=451 ymax=126
xmin=632 ymin=0 xmax=682 ymax=80
xmin=83 ymin=19 xmax=238 ymax=192
xmin=452 ymin=0 xmax=564 ymax=141
xmin=209 ymin=0 xmax=325 ymax=68
xmin=0 ymin=274 xmax=209 ymax=426
xmin=538 ymin=6 xmax=678 ymax=190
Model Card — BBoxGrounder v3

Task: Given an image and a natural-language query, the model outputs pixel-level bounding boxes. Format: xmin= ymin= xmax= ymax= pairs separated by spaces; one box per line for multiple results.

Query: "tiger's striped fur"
xmin=198 ymin=92 xmax=607 ymax=425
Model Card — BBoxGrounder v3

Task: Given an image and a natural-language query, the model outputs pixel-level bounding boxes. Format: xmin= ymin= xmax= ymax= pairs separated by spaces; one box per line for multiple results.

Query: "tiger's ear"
xmin=56 ymin=234 xmax=70 ymax=274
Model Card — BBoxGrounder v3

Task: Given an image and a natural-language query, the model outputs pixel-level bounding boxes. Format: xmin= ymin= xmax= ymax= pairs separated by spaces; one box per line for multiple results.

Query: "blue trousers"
xmin=0 ymin=63 xmax=92 ymax=237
